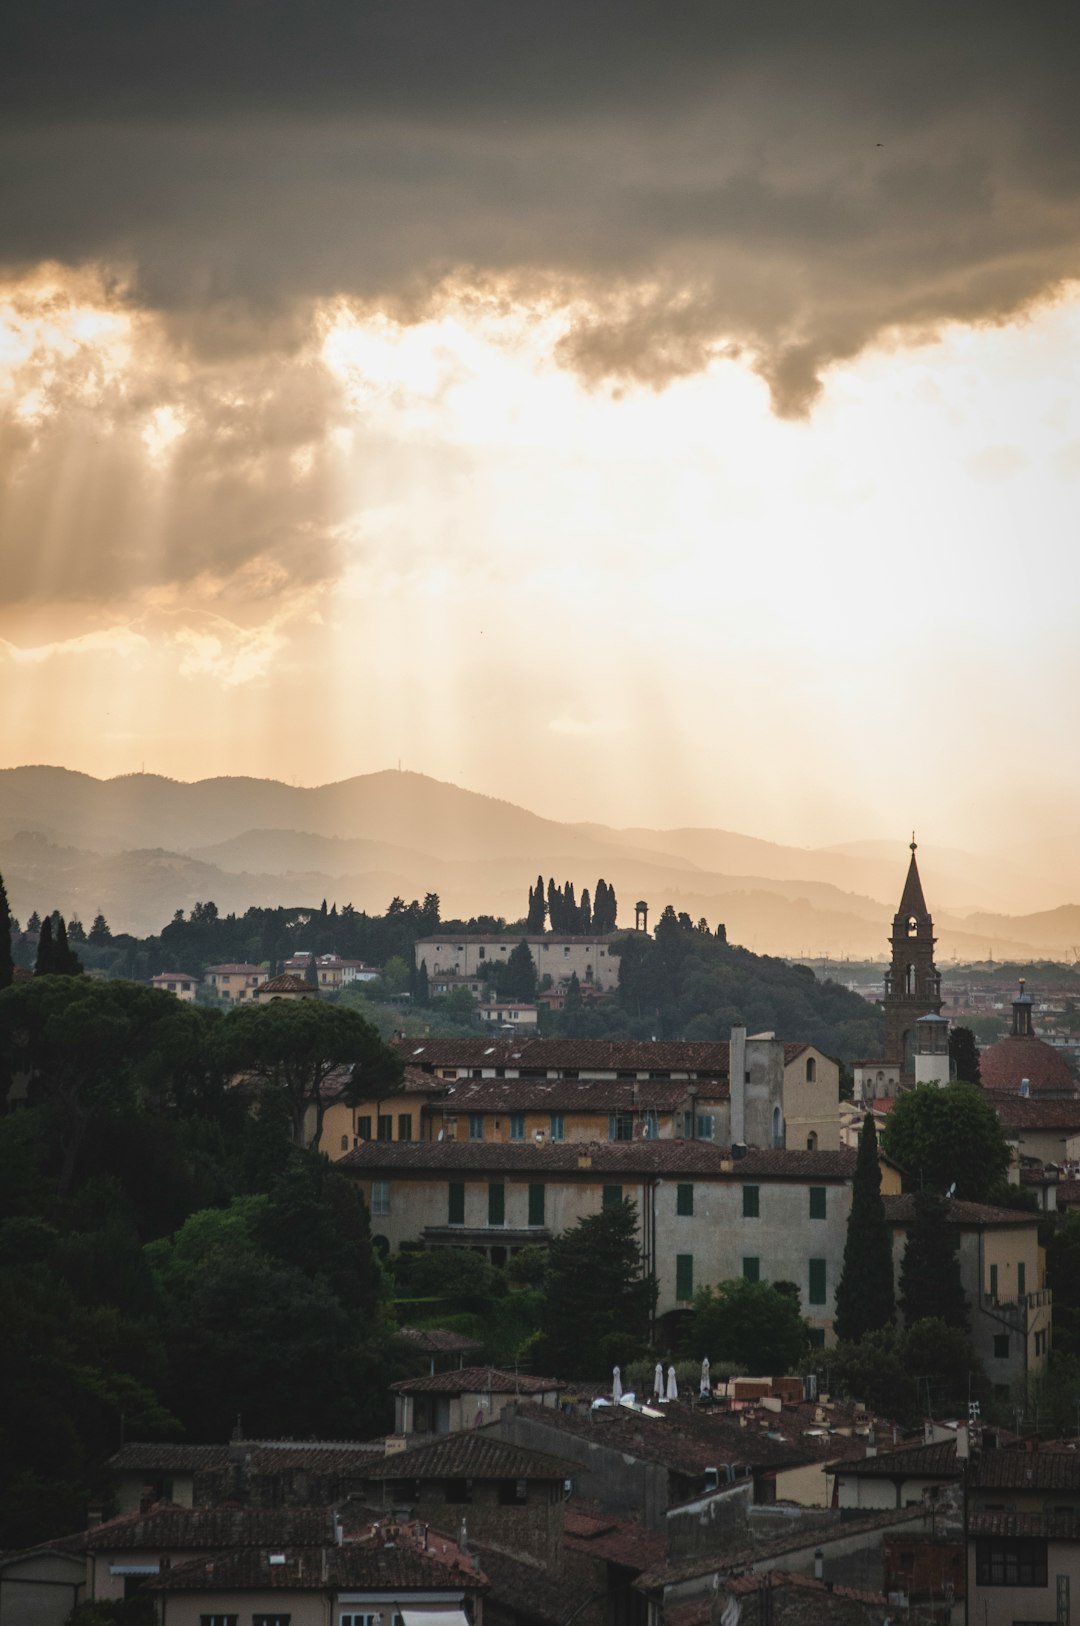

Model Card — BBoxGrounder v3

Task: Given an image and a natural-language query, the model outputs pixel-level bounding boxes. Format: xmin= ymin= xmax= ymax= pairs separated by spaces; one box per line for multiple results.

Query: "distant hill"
xmin=0 ymin=766 xmax=1072 ymax=959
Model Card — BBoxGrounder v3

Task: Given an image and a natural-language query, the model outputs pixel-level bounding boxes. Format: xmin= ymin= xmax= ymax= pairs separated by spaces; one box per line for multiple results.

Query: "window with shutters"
xmin=974 ymin=1536 xmax=1047 ymax=1587
xmin=510 ymin=1113 xmax=525 ymax=1141
xmin=743 ymin=1256 xmax=760 ymax=1282
xmin=676 ymin=1183 xmax=694 ymax=1216
xmin=528 ymin=1183 xmax=545 ymax=1227
xmin=549 ymin=1112 xmax=565 ymax=1142
xmin=808 ymin=1258 xmax=827 ymax=1305
xmin=488 ymin=1182 xmax=505 ymax=1226
xmin=448 ymin=1181 xmax=465 ymax=1225
xmin=676 ymin=1254 xmax=694 ymax=1300
xmin=743 ymin=1185 xmax=759 ymax=1218
xmin=397 ymin=1113 xmax=412 ymax=1141
xmin=377 ymin=1115 xmax=393 ymax=1141
xmin=371 ymin=1180 xmax=390 ymax=1216
xmin=469 ymin=1113 xmax=484 ymax=1141
xmin=1018 ymin=1261 xmax=1026 ymax=1298
xmin=357 ymin=1115 xmax=372 ymax=1140
xmin=602 ymin=1184 xmax=623 ymax=1211
xmin=809 ymin=1187 xmax=827 ymax=1220
xmin=609 ymin=1113 xmax=633 ymax=1141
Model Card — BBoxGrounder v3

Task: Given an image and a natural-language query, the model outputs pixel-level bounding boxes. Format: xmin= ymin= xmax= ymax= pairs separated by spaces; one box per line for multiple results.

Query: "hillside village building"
xmin=413 ymin=933 xmax=622 ymax=991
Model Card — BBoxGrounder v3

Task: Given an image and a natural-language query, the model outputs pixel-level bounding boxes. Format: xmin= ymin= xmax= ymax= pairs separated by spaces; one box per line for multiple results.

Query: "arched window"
xmin=806 ymin=1132 xmax=818 ymax=1151
xmin=907 ymin=915 xmax=918 ymax=937
xmin=772 ymin=1105 xmax=784 ymax=1150
xmin=906 ymin=963 xmax=917 ymax=995
xmin=805 ymin=1057 xmax=816 ymax=1083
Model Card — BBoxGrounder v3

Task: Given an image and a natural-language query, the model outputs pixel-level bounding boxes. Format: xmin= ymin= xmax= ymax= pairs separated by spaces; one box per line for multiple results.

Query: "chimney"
xmin=730 ymin=1026 xmax=747 ymax=1147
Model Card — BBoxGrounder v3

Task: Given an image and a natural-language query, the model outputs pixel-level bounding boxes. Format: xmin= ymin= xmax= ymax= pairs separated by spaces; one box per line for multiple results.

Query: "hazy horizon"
xmin=4 ymin=6 xmax=1080 ymax=865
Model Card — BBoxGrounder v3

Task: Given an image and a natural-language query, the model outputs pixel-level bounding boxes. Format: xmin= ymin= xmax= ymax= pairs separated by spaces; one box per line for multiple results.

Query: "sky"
xmin=2 ymin=2 xmax=1080 ymax=857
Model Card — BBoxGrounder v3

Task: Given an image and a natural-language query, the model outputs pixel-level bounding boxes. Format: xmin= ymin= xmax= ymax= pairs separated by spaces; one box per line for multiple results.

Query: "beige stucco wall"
xmin=413 ymin=936 xmax=621 ymax=991
xmin=967 ymin=1539 xmax=1074 ymax=1626
xmin=0 ymin=1553 xmax=86 ymax=1626
xmin=782 ymin=1048 xmax=841 ymax=1152
xmin=835 ymin=1472 xmax=951 ymax=1511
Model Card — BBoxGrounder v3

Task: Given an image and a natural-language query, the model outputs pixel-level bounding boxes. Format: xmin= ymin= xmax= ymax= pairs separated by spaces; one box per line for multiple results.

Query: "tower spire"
xmin=884 ymin=839 xmax=942 ymax=1081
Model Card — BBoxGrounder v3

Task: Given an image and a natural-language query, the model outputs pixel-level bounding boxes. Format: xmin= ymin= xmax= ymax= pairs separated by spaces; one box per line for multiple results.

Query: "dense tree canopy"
xmin=537 ymin=1200 xmax=656 ymax=1376
xmin=898 ymin=1190 xmax=968 ymax=1329
xmin=881 ymin=1081 xmax=1011 ymax=1201
xmin=687 ymin=1278 xmax=810 ymax=1375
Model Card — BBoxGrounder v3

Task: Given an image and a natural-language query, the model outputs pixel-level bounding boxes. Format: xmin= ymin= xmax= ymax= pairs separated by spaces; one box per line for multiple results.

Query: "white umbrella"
xmin=666 ymin=1364 xmax=678 ymax=1402
xmin=654 ymin=1362 xmax=664 ymax=1401
xmin=612 ymin=1365 xmax=623 ymax=1404
xmin=700 ymin=1356 xmax=711 ymax=1397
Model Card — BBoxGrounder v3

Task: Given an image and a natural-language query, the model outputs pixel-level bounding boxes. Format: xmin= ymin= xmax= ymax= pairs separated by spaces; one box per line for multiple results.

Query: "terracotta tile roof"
xmin=1057 ymin=1179 xmax=1080 ymax=1208
xmin=255 ymin=974 xmax=317 ymax=995
xmin=107 ymin=1440 xmax=384 ymax=1476
xmin=563 ymin=1503 xmax=667 ymax=1572
xmin=205 ymin=964 xmax=264 ymax=974
xmin=428 ymin=1077 xmax=724 ymax=1112
xmin=146 ymin=1538 xmax=487 ymax=1593
xmin=635 ymin=1505 xmax=932 ymax=1590
xmin=980 ymin=1034 xmax=1077 ymax=1094
xmin=883 ymin=1195 xmax=1039 ymax=1228
xmin=389 ymin=1366 xmax=563 ymax=1396
xmin=826 ymin=1439 xmax=960 ymax=1478
xmin=471 ymin=1543 xmax=596 ymax=1626
xmin=393 ymin=1038 xmax=733 ymax=1075
xmin=397 ymin=1326 xmax=485 ymax=1354
xmin=970 ymin=1449 xmax=1080 ymax=1492
xmin=338 ymin=1140 xmax=857 ymax=1179
xmin=987 ymin=1094 xmax=1080 ymax=1129
xmin=83 ymin=1504 xmax=336 ymax=1551
xmin=969 ymin=1511 xmax=1080 ymax=1539
xmin=364 ymin=1432 xmax=575 ymax=1482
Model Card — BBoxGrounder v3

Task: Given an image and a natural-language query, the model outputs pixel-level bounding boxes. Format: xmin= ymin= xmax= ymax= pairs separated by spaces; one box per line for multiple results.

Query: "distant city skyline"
xmin=3 ymin=6 xmax=1080 ymax=862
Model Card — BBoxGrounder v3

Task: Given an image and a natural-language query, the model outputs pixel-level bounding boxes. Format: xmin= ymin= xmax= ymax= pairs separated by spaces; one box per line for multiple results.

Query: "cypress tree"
xmin=948 ymin=1026 xmax=981 ymax=1086
xmin=565 ymin=881 xmax=578 ymax=932
xmin=834 ymin=1113 xmax=896 ymax=1342
xmin=580 ymin=887 xmax=592 ymax=934
xmin=526 ymin=876 xmax=546 ymax=934
xmin=898 ymin=1190 xmax=968 ymax=1329
xmin=416 ymin=958 xmax=430 ymax=1005
xmin=547 ymin=878 xmax=561 ymax=933
xmin=34 ymin=915 xmax=55 ymax=975
xmin=0 ymin=870 xmax=13 ymax=990
xmin=305 ymin=953 xmax=319 ymax=988
xmin=53 ymin=917 xmax=83 ymax=975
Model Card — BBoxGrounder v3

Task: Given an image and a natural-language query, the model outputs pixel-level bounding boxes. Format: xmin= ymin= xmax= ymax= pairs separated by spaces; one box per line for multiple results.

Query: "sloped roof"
xmin=428 ymin=1077 xmax=723 ymax=1112
xmin=987 ymin=1090 xmax=1080 ymax=1128
xmin=471 ymin=1543 xmax=597 ymax=1626
xmin=364 ymin=1433 xmax=575 ymax=1482
xmin=971 ymin=1449 xmax=1080 ymax=1492
xmin=826 ymin=1438 xmax=959 ymax=1479
xmin=397 ymin=1326 xmax=485 ymax=1354
xmin=390 ymin=1366 xmax=562 ymax=1396
xmin=895 ymin=848 xmax=929 ymax=922
xmin=968 ymin=1510 xmax=1080 ymax=1539
xmin=146 ymin=1541 xmax=487 ymax=1593
xmin=255 ymin=974 xmax=317 ymax=995
xmin=338 ymin=1140 xmax=857 ymax=1179
xmin=84 ymin=1504 xmax=335 ymax=1551
xmin=883 ymin=1194 xmax=1038 ymax=1229
xmin=108 ymin=1440 xmax=383 ymax=1476
xmin=981 ymin=1034 xmax=1077 ymax=1095
xmin=563 ymin=1504 xmax=666 ymax=1572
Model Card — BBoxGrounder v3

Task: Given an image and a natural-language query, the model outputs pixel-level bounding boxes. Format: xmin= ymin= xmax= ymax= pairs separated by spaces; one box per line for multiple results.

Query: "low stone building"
xmin=388 ymin=1368 xmax=563 ymax=1440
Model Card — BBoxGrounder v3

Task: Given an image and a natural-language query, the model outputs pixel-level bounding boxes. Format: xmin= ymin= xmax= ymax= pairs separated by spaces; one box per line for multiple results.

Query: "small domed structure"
xmin=980 ymin=980 xmax=1077 ymax=1098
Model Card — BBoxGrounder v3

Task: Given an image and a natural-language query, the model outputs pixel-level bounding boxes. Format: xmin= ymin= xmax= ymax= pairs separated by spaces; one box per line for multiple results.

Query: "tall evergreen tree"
xmin=948 ymin=1026 xmax=981 ymax=1086
xmin=526 ymin=876 xmax=546 ymax=934
xmin=416 ymin=958 xmax=430 ymax=1005
xmin=505 ymin=940 xmax=537 ymax=1001
xmin=34 ymin=916 xmax=55 ymax=975
xmin=898 ymin=1190 xmax=968 ymax=1329
xmin=26 ymin=910 xmax=41 ymax=934
xmin=580 ymin=887 xmax=592 ymax=934
xmin=565 ymin=881 xmax=578 ymax=932
xmin=0 ymin=871 xmax=13 ymax=990
xmin=834 ymin=1113 xmax=896 ymax=1342
xmin=53 ymin=917 xmax=83 ymax=976
xmin=547 ymin=878 xmax=561 ymax=932
xmin=538 ymin=1199 xmax=657 ymax=1376
xmin=305 ymin=953 xmax=319 ymax=989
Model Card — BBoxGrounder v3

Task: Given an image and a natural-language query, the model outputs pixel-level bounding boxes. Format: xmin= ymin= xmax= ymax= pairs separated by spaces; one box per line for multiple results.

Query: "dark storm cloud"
xmin=3 ymin=2 xmax=1080 ymax=412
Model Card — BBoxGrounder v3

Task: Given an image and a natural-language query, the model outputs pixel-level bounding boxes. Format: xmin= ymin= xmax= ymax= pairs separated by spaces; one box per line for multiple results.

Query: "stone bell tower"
xmin=883 ymin=838 xmax=942 ymax=1084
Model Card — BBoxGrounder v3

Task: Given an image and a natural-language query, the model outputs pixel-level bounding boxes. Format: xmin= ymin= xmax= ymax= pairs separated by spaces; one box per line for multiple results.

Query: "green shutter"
xmin=676 ymin=1183 xmax=694 ymax=1216
xmin=1017 ymin=1261 xmax=1026 ymax=1298
xmin=602 ymin=1184 xmax=623 ymax=1211
xmin=488 ymin=1182 xmax=505 ymax=1226
xmin=528 ymin=1182 xmax=545 ymax=1227
xmin=989 ymin=1263 xmax=998 ymax=1302
xmin=809 ymin=1187 xmax=827 ymax=1220
xmin=743 ymin=1185 xmax=760 ymax=1218
xmin=448 ymin=1181 xmax=465 ymax=1225
xmin=742 ymin=1256 xmax=760 ymax=1282
xmin=808 ymin=1258 xmax=827 ymax=1305
xmin=676 ymin=1254 xmax=694 ymax=1300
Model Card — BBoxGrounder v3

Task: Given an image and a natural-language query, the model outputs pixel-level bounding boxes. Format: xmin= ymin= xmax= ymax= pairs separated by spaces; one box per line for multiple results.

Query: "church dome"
xmin=980 ymin=1033 xmax=1076 ymax=1096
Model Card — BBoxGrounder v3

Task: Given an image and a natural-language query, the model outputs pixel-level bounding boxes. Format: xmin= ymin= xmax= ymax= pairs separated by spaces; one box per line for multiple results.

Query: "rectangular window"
xmin=974 ymin=1536 xmax=1048 ymax=1587
xmin=253 ymin=1616 xmax=291 ymax=1626
xmin=676 ymin=1254 xmax=694 ymax=1301
xmin=469 ymin=1113 xmax=484 ymax=1140
xmin=807 ymin=1328 xmax=826 ymax=1348
xmin=743 ymin=1185 xmax=760 ymax=1218
xmin=448 ymin=1181 xmax=465 ymax=1225
xmin=371 ymin=1180 xmax=390 ymax=1216
xmin=549 ymin=1112 xmax=565 ymax=1142
xmin=1018 ymin=1261 xmax=1026 ymax=1298
xmin=488 ymin=1182 xmax=505 ymax=1226
xmin=397 ymin=1113 xmax=413 ymax=1141
xmin=510 ymin=1113 xmax=525 ymax=1141
xmin=743 ymin=1256 xmax=760 ymax=1282
xmin=608 ymin=1113 xmax=633 ymax=1141
xmin=696 ymin=1114 xmax=715 ymax=1141
xmin=528 ymin=1182 xmax=545 ymax=1227
xmin=809 ymin=1187 xmax=827 ymax=1220
xmin=808 ymin=1258 xmax=827 ymax=1305
xmin=989 ymin=1263 xmax=999 ymax=1301
xmin=357 ymin=1115 xmax=372 ymax=1140
xmin=602 ymin=1184 xmax=623 ymax=1211
xmin=201 ymin=1617 xmax=238 ymax=1626
xmin=377 ymin=1114 xmax=393 ymax=1141
xmin=676 ymin=1183 xmax=694 ymax=1216
xmin=994 ymin=1333 xmax=1010 ymax=1359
